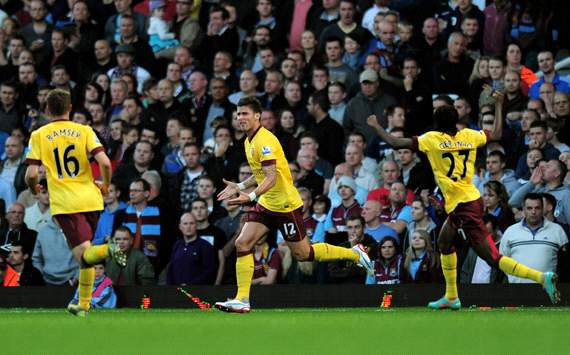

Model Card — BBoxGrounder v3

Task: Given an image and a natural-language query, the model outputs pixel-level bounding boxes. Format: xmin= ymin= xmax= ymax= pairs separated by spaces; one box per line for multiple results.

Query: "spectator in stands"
xmin=0 ymin=136 xmax=26 ymax=196
xmin=501 ymin=193 xmax=568 ymax=283
xmin=361 ymin=200 xmax=397 ymax=243
xmin=343 ymin=143 xmax=378 ymax=195
xmin=172 ymin=143 xmax=208 ymax=212
xmin=259 ymin=70 xmax=286 ymax=112
xmin=93 ymin=183 xmax=126 ymax=245
xmin=381 ymin=182 xmax=413 ymax=237
xmin=107 ymin=44 xmax=151 ymax=94
xmin=367 ymin=160 xmax=413 ymax=207
xmin=505 ymin=42 xmax=537 ymax=96
xmin=396 ymin=147 xmax=435 ymax=193
xmin=122 ymin=178 xmax=161 ymax=269
xmin=228 ymin=69 xmax=260 ymax=105
xmin=168 ymin=212 xmax=216 ymax=285
xmin=105 ymin=0 xmax=147 ymax=44
xmin=406 ymin=198 xmax=438 ymax=251
xmin=515 ymin=121 xmax=560 ymax=180
xmin=251 ymin=233 xmax=281 ymax=285
xmin=307 ymin=91 xmax=344 ymax=167
xmin=0 ymin=81 xmax=22 ymax=136
xmin=70 ymin=261 xmax=117 ymax=309
xmin=366 ymin=236 xmax=404 ymax=284
xmin=32 ymin=218 xmax=79 ymax=286
xmin=343 ymin=69 xmax=397 ymax=147
xmin=329 ymin=215 xmax=378 ymax=284
xmin=306 ymin=0 xmax=340 ymax=38
xmin=200 ymin=5 xmax=239 ymax=67
xmin=112 ymin=140 xmax=154 ymax=197
xmin=346 ymin=131 xmax=378 ymax=176
xmin=191 ymin=198 xmax=226 ymax=285
xmin=503 ymin=70 xmax=527 ymax=127
xmin=105 ymin=226 xmax=155 ymax=286
xmin=529 ymin=51 xmax=570 ymax=99
xmin=476 ymin=150 xmax=520 ymax=197
xmin=39 ymin=29 xmax=77 ymax=82
xmin=20 ymin=0 xmax=52 ymax=67
xmin=403 ymin=230 xmax=441 ymax=283
xmin=401 ymin=57 xmax=432 ymax=135
xmin=0 ymin=203 xmax=37 ymax=260
xmin=327 ymin=81 xmax=347 ymax=125
xmin=5 ymin=241 xmax=44 ymax=286
xmin=461 ymin=214 xmax=504 ymax=284
xmin=482 ymin=181 xmax=515 ymax=233
xmin=299 ymin=133 xmax=334 ymax=191
xmin=23 ymin=179 xmax=50 ymax=232
xmin=510 ymin=158 xmax=570 ymax=226
xmin=162 ymin=127 xmax=195 ymax=175
xmin=323 ymin=37 xmax=358 ymax=91
xmin=460 ymin=14 xmax=482 ymax=59
xmin=297 ymin=147 xmax=325 ymax=198
xmin=432 ymin=32 xmax=474 ymax=96
xmin=326 ymin=176 xmax=362 ymax=237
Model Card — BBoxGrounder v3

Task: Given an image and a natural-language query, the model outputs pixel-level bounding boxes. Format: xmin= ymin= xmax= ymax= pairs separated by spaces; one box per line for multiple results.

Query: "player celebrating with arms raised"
xmin=368 ymin=92 xmax=560 ymax=309
xmin=215 ymin=97 xmax=373 ymax=313
xmin=25 ymin=89 xmax=125 ymax=317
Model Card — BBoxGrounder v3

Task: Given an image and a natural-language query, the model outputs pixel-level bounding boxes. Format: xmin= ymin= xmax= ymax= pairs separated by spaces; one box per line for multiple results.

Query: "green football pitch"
xmin=2 ymin=308 xmax=568 ymax=355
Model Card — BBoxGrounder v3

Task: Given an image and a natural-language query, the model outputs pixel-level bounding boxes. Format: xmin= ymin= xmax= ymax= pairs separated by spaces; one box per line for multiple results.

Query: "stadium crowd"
xmin=0 ymin=0 xmax=569 ymax=291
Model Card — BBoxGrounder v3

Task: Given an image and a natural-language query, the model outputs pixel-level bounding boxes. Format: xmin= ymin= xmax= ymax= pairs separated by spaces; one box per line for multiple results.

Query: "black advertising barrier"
xmin=1 ymin=284 xmax=569 ymax=308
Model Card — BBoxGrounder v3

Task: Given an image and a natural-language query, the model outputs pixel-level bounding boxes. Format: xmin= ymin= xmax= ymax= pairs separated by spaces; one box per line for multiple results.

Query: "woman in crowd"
xmin=403 ymin=230 xmax=441 ymax=283
xmin=483 ymin=181 xmax=515 ymax=232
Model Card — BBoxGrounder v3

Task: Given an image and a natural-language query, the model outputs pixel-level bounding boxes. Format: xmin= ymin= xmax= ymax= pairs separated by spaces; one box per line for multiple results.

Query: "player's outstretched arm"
xmin=24 ymin=165 xmax=41 ymax=195
xmin=94 ymin=151 xmax=112 ymax=195
xmin=227 ymin=163 xmax=276 ymax=206
xmin=367 ymin=115 xmax=414 ymax=148
xmin=487 ymin=88 xmax=505 ymax=142
xmin=217 ymin=176 xmax=257 ymax=201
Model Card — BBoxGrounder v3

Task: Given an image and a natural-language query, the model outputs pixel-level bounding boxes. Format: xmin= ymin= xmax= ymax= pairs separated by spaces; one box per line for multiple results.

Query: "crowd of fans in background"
xmin=0 ymin=0 xmax=569 ymax=292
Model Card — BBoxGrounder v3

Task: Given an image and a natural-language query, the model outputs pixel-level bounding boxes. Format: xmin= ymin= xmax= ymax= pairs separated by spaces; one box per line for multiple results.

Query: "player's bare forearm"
xmin=367 ymin=115 xmax=414 ymax=149
xmin=488 ymin=91 xmax=505 ymax=141
xmin=254 ymin=163 xmax=277 ymax=196
xmin=242 ymin=174 xmax=258 ymax=189
xmin=24 ymin=165 xmax=40 ymax=193
xmin=94 ymin=151 xmax=112 ymax=186
xmin=215 ymin=250 xmax=225 ymax=285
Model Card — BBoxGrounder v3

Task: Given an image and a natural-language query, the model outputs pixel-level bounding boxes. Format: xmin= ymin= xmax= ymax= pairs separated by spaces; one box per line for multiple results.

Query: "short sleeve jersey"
xmin=244 ymin=127 xmax=303 ymax=213
xmin=25 ymin=120 xmax=105 ymax=215
xmin=417 ymin=129 xmax=487 ymax=213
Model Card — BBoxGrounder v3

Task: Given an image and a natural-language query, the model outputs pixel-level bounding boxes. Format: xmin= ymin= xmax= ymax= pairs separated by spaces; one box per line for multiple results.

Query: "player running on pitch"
xmin=367 ymin=91 xmax=560 ymax=309
xmin=25 ymin=89 xmax=125 ymax=317
xmin=215 ymin=96 xmax=373 ymax=313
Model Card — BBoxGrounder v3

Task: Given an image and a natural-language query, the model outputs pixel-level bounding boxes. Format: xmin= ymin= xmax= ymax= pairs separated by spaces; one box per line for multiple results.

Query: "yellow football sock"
xmin=78 ymin=266 xmax=95 ymax=310
xmin=83 ymin=244 xmax=109 ymax=265
xmin=499 ymin=256 xmax=543 ymax=284
xmin=235 ymin=253 xmax=254 ymax=301
xmin=312 ymin=243 xmax=359 ymax=262
xmin=441 ymin=252 xmax=458 ymax=300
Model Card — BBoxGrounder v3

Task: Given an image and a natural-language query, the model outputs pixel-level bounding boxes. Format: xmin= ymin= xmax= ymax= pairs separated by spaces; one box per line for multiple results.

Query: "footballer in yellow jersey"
xmin=244 ymin=126 xmax=303 ymax=213
xmin=368 ymin=96 xmax=560 ymax=309
xmin=24 ymin=89 xmax=123 ymax=317
xmin=215 ymin=96 xmax=373 ymax=313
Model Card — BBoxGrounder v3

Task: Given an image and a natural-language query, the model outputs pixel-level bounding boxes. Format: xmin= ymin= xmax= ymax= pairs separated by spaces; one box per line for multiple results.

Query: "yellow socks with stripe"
xmin=235 ymin=252 xmax=254 ymax=301
xmin=441 ymin=252 xmax=458 ymax=300
xmin=78 ymin=266 xmax=95 ymax=310
xmin=83 ymin=244 xmax=109 ymax=265
xmin=499 ymin=256 xmax=543 ymax=284
xmin=312 ymin=243 xmax=359 ymax=262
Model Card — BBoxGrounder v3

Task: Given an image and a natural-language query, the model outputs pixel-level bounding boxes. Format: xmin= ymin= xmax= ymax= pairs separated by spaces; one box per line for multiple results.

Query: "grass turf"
xmin=2 ymin=307 xmax=569 ymax=355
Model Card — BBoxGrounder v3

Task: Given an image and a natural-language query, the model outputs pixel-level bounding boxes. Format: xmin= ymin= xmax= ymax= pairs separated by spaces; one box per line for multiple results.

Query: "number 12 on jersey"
xmin=442 ymin=151 xmax=470 ymax=181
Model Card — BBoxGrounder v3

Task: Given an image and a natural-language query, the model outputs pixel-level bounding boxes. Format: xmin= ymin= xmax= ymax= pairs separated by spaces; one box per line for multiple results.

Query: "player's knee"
xmin=234 ymin=237 xmax=253 ymax=253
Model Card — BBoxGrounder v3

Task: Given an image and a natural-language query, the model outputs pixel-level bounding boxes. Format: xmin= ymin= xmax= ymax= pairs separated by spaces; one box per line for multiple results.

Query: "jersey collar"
xmin=247 ymin=125 xmax=262 ymax=142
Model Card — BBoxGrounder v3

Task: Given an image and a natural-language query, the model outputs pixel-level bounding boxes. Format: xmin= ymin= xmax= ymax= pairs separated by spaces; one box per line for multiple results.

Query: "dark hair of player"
xmin=46 ymin=89 xmax=72 ymax=117
xmin=433 ymin=105 xmax=458 ymax=136
xmin=237 ymin=96 xmax=263 ymax=114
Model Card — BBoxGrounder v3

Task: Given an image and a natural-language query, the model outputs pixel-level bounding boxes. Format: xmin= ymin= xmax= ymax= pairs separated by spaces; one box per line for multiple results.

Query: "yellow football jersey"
xmin=417 ymin=129 xmax=487 ymax=213
xmin=245 ymin=127 xmax=303 ymax=213
xmin=26 ymin=120 xmax=104 ymax=215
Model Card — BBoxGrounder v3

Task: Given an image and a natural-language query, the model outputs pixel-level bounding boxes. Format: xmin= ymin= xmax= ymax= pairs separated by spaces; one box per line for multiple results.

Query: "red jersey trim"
xmin=247 ymin=125 xmax=262 ymax=142
xmin=261 ymin=159 xmax=276 ymax=167
xmin=482 ymin=129 xmax=491 ymax=141
xmin=25 ymin=158 xmax=41 ymax=166
xmin=90 ymin=146 xmax=104 ymax=156
xmin=411 ymin=136 xmax=419 ymax=151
